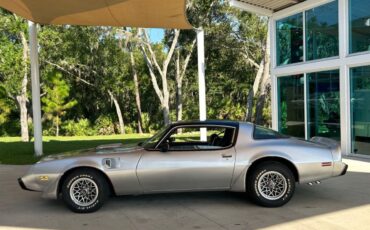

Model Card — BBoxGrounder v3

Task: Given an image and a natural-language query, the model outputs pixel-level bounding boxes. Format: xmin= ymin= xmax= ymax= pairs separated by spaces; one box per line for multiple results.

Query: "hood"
xmin=38 ymin=142 xmax=143 ymax=163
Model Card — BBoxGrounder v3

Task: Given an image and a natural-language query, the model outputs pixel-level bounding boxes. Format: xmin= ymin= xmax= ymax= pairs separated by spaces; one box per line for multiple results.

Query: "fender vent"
xmin=103 ymin=158 xmax=119 ymax=169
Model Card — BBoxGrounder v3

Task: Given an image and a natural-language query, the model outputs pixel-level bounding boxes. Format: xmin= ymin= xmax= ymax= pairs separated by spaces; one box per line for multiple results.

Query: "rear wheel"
xmin=247 ymin=162 xmax=295 ymax=207
xmin=61 ymin=169 xmax=109 ymax=213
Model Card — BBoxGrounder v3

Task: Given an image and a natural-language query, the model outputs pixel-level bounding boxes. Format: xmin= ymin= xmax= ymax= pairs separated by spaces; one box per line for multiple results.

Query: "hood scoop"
xmin=95 ymin=143 xmax=143 ymax=154
xmin=96 ymin=143 xmax=123 ymax=150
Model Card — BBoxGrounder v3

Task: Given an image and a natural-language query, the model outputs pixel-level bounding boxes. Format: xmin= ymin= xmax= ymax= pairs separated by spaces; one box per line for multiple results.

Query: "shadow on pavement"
xmin=0 ymin=163 xmax=369 ymax=230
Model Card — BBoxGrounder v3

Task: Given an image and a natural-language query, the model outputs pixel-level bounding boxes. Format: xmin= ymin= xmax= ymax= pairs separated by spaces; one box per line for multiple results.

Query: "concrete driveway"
xmin=1 ymin=158 xmax=370 ymax=230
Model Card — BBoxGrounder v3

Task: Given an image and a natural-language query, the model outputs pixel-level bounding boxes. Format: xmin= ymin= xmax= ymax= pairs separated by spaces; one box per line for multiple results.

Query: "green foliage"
xmin=62 ymin=119 xmax=96 ymax=136
xmin=0 ymin=10 xmax=28 ymax=96
xmin=94 ymin=115 xmax=116 ymax=135
xmin=0 ymin=86 xmax=11 ymax=125
xmin=124 ymin=125 xmax=135 ymax=134
xmin=42 ymin=71 xmax=77 ymax=135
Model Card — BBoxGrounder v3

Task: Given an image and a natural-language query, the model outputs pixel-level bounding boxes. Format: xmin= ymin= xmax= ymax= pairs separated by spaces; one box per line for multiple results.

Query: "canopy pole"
xmin=28 ymin=21 xmax=43 ymax=156
xmin=197 ymin=29 xmax=207 ymax=141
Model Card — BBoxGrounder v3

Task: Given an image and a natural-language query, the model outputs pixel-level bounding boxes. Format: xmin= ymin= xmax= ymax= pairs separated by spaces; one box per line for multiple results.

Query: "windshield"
xmin=142 ymin=126 xmax=169 ymax=149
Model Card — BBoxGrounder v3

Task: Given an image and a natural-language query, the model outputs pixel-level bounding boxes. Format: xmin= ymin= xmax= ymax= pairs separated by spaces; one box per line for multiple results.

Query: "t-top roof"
xmin=0 ymin=0 xmax=192 ymax=29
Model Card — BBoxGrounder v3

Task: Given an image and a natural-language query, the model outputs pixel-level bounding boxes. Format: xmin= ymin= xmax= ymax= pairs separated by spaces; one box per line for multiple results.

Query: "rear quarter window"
xmin=253 ymin=125 xmax=288 ymax=140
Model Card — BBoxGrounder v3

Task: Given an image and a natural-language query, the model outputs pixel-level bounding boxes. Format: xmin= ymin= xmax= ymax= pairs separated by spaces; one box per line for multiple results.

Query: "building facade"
xmin=232 ymin=0 xmax=370 ymax=156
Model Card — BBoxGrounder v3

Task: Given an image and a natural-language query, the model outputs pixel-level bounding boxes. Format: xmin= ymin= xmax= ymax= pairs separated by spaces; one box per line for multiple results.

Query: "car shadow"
xmin=1 ymin=166 xmax=369 ymax=230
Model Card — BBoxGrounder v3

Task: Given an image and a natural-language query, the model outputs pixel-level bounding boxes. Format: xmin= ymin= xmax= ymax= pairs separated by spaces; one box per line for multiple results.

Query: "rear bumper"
xmin=18 ymin=178 xmax=36 ymax=192
xmin=340 ymin=163 xmax=348 ymax=176
xmin=331 ymin=161 xmax=348 ymax=177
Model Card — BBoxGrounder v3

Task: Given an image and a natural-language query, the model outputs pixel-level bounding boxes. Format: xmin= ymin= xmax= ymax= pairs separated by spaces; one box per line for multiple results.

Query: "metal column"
xmin=28 ymin=21 xmax=43 ymax=156
xmin=197 ymin=29 xmax=207 ymax=141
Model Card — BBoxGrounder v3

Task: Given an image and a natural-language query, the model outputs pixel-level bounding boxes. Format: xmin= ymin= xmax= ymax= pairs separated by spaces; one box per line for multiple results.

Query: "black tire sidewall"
xmin=62 ymin=170 xmax=108 ymax=213
xmin=248 ymin=162 xmax=295 ymax=207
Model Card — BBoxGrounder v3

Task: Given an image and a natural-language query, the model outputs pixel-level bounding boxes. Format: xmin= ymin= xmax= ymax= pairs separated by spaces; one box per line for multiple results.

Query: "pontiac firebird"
xmin=18 ymin=121 xmax=347 ymax=213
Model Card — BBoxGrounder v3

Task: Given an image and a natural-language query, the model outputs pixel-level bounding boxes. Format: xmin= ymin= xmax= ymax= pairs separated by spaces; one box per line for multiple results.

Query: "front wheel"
xmin=61 ymin=169 xmax=109 ymax=213
xmin=247 ymin=162 xmax=295 ymax=207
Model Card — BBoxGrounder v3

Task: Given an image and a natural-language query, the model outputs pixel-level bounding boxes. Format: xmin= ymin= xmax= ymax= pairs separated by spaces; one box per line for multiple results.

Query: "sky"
xmin=148 ymin=28 xmax=165 ymax=43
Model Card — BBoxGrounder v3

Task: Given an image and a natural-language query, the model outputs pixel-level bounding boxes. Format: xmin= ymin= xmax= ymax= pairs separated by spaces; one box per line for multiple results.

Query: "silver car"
xmin=19 ymin=120 xmax=347 ymax=213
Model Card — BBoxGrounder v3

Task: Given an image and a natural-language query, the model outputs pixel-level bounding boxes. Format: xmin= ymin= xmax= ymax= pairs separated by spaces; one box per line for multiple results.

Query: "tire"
xmin=61 ymin=169 xmax=109 ymax=213
xmin=247 ymin=161 xmax=295 ymax=207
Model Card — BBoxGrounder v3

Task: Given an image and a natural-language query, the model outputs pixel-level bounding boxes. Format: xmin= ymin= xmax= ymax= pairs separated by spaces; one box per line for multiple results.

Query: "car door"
xmin=136 ymin=125 xmax=237 ymax=192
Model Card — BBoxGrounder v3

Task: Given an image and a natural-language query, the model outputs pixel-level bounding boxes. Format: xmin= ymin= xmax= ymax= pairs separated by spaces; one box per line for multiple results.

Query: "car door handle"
xmin=222 ymin=153 xmax=233 ymax=158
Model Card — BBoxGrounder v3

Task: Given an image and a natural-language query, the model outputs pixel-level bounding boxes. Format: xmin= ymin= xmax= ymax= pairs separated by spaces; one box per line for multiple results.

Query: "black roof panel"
xmin=170 ymin=120 xmax=240 ymax=128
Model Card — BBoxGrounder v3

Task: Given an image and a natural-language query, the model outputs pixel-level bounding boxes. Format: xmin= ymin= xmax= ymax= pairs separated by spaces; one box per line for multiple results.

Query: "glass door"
xmin=351 ymin=66 xmax=370 ymax=155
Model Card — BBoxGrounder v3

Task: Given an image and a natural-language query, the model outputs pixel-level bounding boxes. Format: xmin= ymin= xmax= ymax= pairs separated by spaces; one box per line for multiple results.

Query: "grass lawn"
xmin=0 ymin=134 xmax=151 ymax=165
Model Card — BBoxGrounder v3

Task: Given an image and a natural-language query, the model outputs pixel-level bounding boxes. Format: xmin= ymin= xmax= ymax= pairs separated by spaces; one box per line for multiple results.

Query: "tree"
xmin=0 ymin=12 xmax=30 ymax=141
xmin=42 ymin=72 xmax=77 ymax=136
xmin=0 ymin=86 xmax=11 ymax=126
xmin=139 ymin=28 xmax=180 ymax=125
xmin=119 ymin=28 xmax=144 ymax=133
xmin=175 ymin=35 xmax=196 ymax=122
xmin=232 ymin=10 xmax=269 ymax=124
xmin=255 ymin=19 xmax=271 ymax=126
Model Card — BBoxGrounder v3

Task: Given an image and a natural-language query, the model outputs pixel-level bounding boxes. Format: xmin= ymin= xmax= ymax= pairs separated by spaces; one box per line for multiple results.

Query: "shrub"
xmin=62 ymin=119 xmax=96 ymax=136
xmin=124 ymin=125 xmax=135 ymax=134
xmin=93 ymin=115 xmax=116 ymax=135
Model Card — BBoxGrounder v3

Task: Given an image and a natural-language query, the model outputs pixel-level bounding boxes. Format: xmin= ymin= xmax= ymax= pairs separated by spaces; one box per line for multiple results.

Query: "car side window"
xmin=253 ymin=125 xmax=288 ymax=139
xmin=162 ymin=126 xmax=235 ymax=151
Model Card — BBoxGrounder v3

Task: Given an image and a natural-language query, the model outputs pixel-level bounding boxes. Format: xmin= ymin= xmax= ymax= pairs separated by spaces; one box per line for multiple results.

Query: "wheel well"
xmin=57 ymin=166 xmax=116 ymax=197
xmin=247 ymin=157 xmax=299 ymax=182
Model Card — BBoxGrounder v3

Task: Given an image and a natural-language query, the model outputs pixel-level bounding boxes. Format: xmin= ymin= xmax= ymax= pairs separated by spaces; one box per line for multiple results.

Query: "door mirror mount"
xmin=159 ymin=142 xmax=169 ymax=152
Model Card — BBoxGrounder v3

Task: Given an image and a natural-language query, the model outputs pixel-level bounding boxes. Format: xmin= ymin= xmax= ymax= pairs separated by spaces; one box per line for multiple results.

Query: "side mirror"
xmin=160 ymin=142 xmax=169 ymax=152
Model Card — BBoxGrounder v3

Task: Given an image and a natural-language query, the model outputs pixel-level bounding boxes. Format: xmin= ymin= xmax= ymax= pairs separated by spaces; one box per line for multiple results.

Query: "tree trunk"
xmin=108 ymin=91 xmax=125 ymax=134
xmin=255 ymin=23 xmax=271 ymax=125
xmin=175 ymin=39 xmax=196 ymax=123
xmin=18 ymin=31 xmax=29 ymax=142
xmin=245 ymin=59 xmax=265 ymax=122
xmin=56 ymin=115 xmax=59 ymax=137
xmin=139 ymin=28 xmax=180 ymax=126
xmin=162 ymin=103 xmax=170 ymax=126
xmin=130 ymin=51 xmax=143 ymax=134
xmin=16 ymin=95 xmax=29 ymax=142
xmin=175 ymin=50 xmax=183 ymax=122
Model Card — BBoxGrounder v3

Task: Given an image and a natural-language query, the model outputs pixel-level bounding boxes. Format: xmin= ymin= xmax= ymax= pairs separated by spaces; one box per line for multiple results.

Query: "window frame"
xmin=277 ymin=74 xmax=306 ymax=138
xmin=305 ymin=0 xmax=339 ymax=61
xmin=151 ymin=124 xmax=239 ymax=152
xmin=275 ymin=0 xmax=340 ymax=67
xmin=348 ymin=0 xmax=370 ymax=55
xmin=270 ymin=0 xmax=367 ymax=156
xmin=276 ymin=12 xmax=304 ymax=66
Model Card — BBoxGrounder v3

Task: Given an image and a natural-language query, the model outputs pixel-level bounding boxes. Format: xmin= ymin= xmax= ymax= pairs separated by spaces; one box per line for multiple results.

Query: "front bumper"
xmin=18 ymin=177 xmax=36 ymax=191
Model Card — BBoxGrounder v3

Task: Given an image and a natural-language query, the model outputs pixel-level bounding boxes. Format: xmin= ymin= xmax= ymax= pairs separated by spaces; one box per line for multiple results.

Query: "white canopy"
xmin=0 ymin=0 xmax=192 ymax=29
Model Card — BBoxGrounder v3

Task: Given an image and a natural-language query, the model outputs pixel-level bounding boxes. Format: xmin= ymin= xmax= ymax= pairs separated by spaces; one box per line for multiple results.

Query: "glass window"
xmin=276 ymin=13 xmax=304 ymax=66
xmin=306 ymin=1 xmax=339 ymax=60
xmin=253 ymin=125 xmax=288 ymax=139
xmin=278 ymin=75 xmax=305 ymax=138
xmin=351 ymin=66 xmax=370 ymax=155
xmin=307 ymin=70 xmax=340 ymax=140
xmin=349 ymin=0 xmax=370 ymax=53
xmin=142 ymin=126 xmax=169 ymax=149
xmin=161 ymin=126 xmax=235 ymax=151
